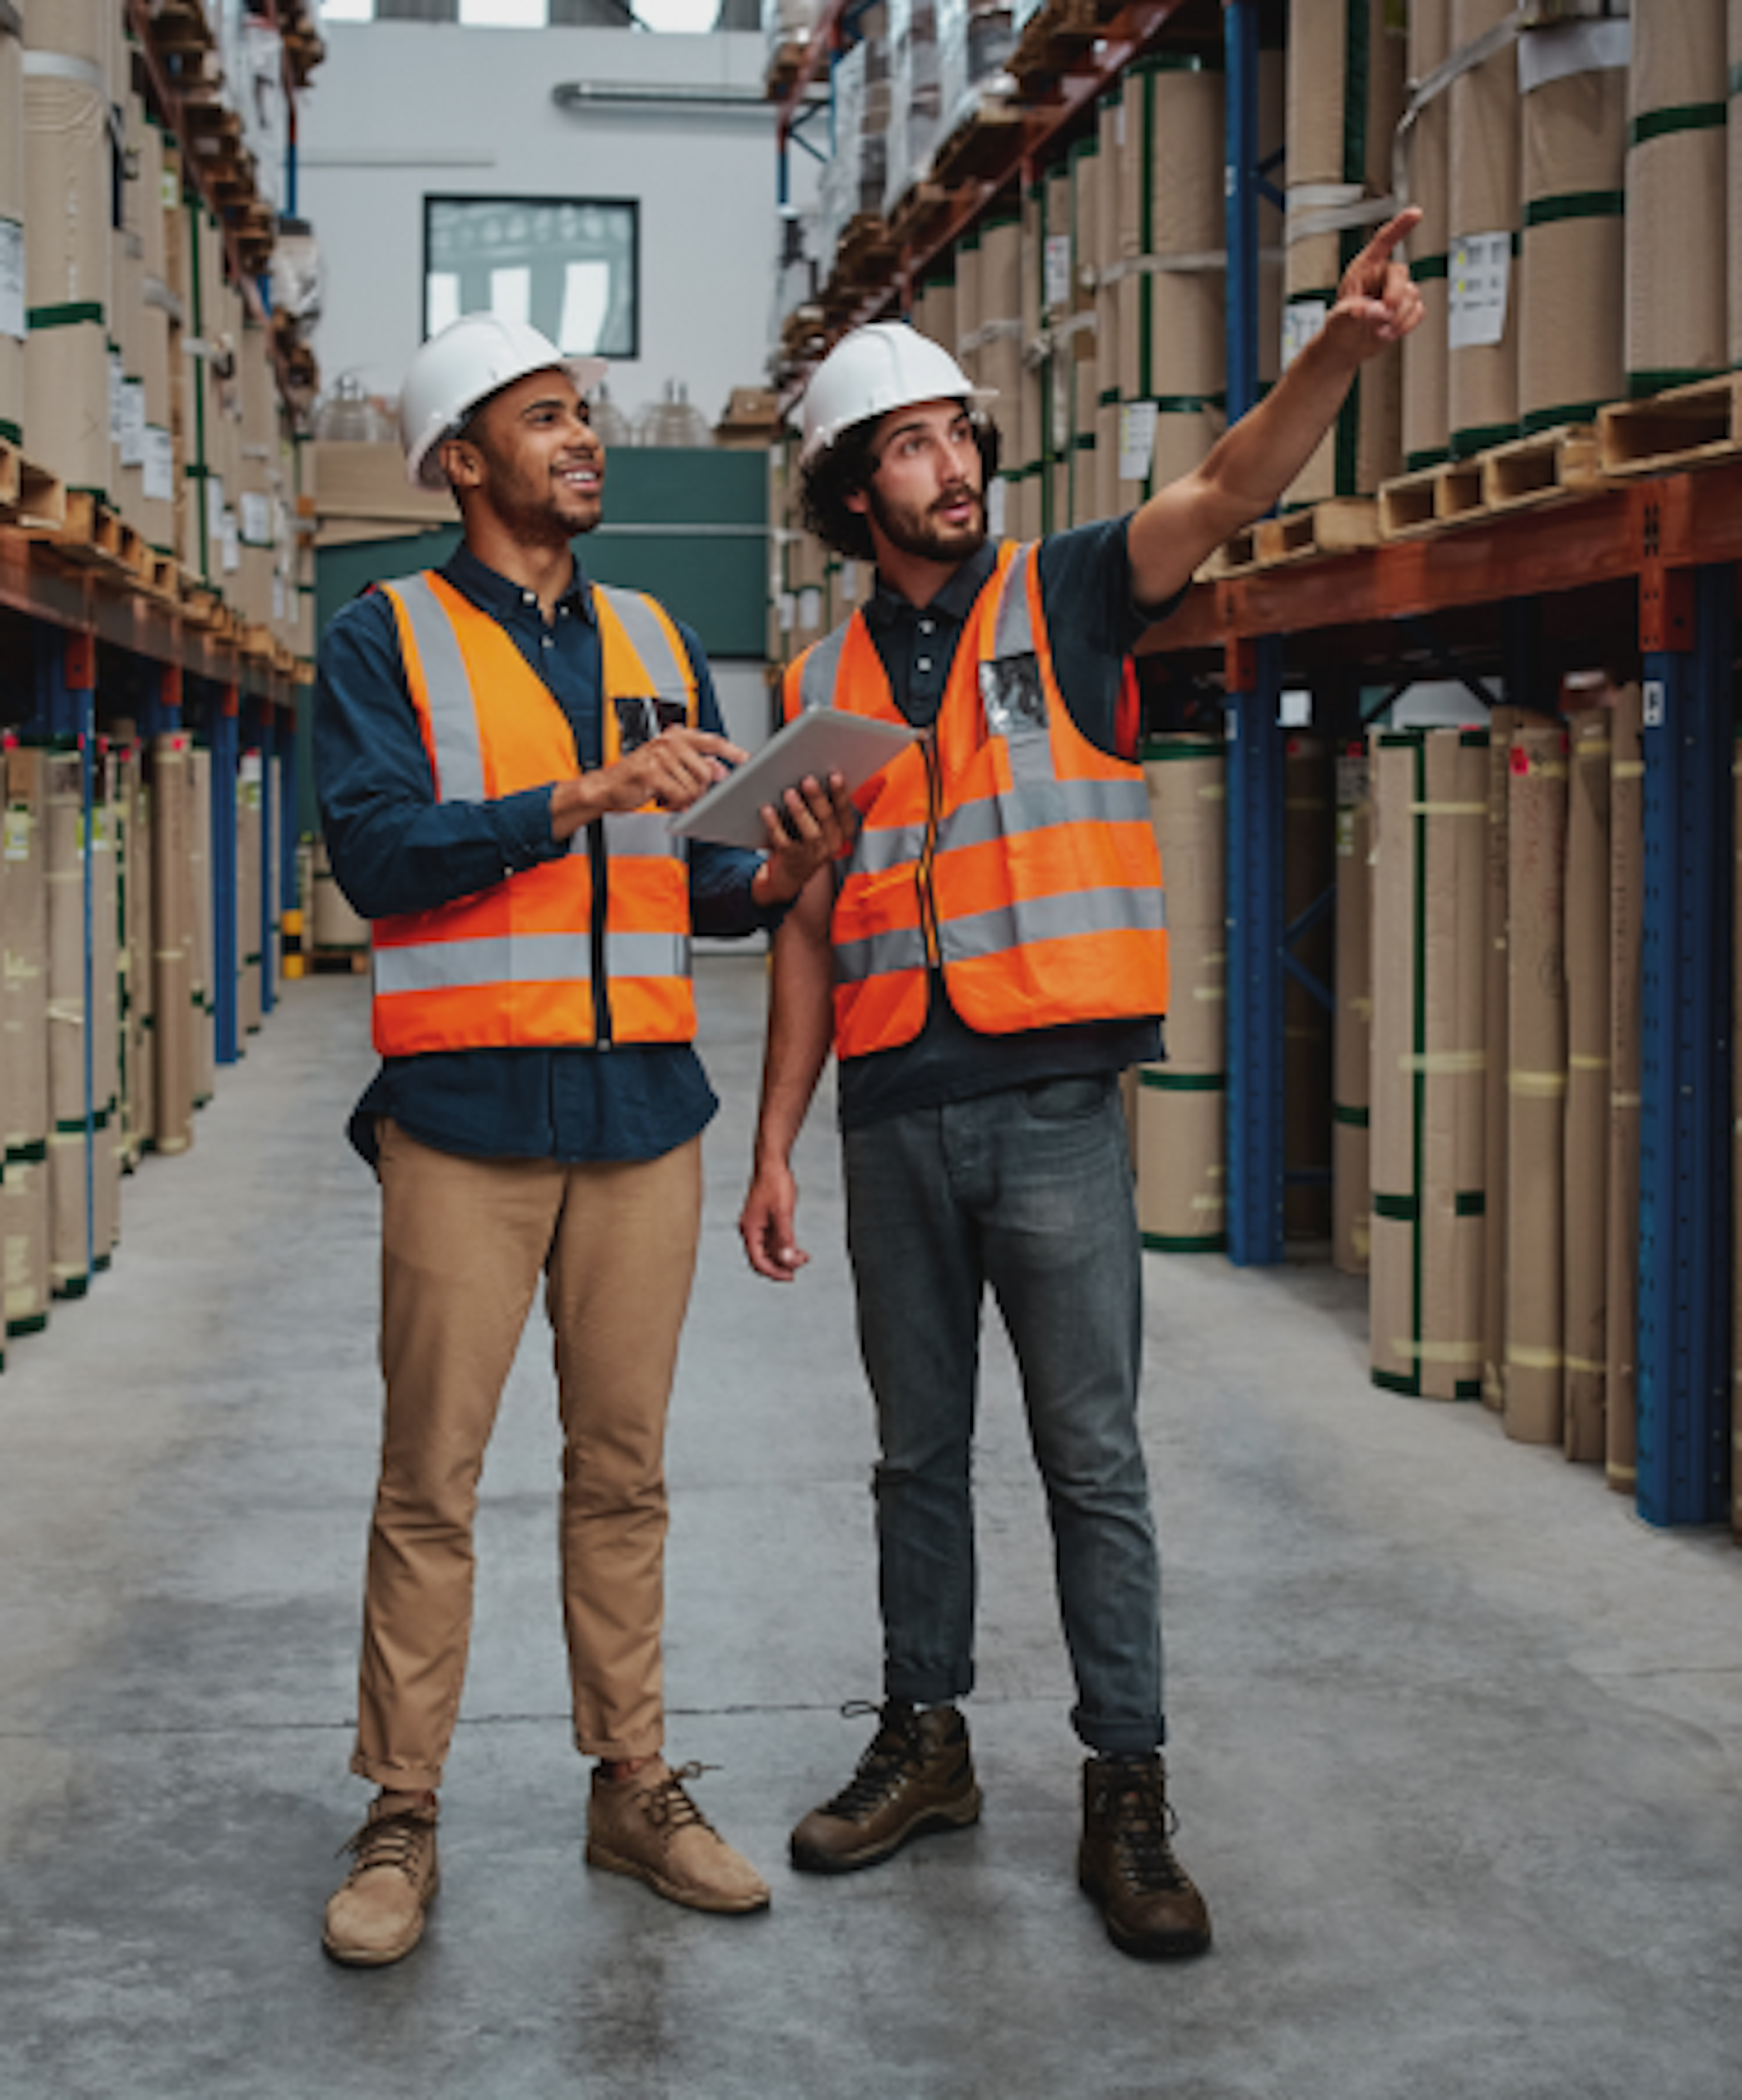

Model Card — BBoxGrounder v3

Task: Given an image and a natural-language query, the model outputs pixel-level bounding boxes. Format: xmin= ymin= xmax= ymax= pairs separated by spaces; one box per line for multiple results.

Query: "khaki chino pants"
xmin=352 ymin=1120 xmax=703 ymax=1791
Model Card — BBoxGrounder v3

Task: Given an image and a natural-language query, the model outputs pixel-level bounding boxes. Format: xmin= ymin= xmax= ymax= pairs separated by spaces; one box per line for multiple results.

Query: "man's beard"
xmin=866 ymin=479 xmax=987 ymax=563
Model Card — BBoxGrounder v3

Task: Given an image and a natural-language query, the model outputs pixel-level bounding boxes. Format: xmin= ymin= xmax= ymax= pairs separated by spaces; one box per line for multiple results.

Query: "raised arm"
xmin=1126 ymin=206 xmax=1425 ymax=610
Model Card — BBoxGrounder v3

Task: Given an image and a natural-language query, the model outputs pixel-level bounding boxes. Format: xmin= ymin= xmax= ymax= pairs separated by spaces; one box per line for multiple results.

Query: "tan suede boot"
xmin=323 ymin=1794 xmax=440 ymax=1967
xmin=586 ymin=1759 xmax=770 ymax=1915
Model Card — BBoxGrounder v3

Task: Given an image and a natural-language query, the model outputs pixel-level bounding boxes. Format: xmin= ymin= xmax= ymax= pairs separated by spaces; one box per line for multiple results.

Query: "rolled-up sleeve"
xmin=313 ymin=591 xmax=563 ymax=921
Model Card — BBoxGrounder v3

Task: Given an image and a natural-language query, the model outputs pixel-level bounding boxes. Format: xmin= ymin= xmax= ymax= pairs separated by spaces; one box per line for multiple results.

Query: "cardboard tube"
xmin=1563 ymin=709 xmax=1611 ymax=1462
xmin=1627 ymin=0 xmax=1728 ymax=386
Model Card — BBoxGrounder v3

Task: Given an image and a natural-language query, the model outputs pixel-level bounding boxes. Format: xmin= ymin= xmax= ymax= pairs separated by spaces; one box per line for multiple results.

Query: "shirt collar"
xmin=441 ymin=540 xmax=596 ymax=624
xmin=864 ymin=538 xmax=1000 ymax=630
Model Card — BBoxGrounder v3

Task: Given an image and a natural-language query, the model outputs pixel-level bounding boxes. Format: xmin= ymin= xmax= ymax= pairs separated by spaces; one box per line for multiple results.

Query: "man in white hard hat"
xmin=741 ymin=214 xmax=1424 ymax=1959
xmin=314 ymin=312 xmax=852 ymax=1966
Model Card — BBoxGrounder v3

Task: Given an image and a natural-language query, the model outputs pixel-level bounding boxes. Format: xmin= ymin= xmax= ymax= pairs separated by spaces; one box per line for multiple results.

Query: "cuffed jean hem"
xmin=1072 ymin=1707 xmax=1168 ymax=1757
xmin=886 ymin=1669 xmax=974 ymax=1709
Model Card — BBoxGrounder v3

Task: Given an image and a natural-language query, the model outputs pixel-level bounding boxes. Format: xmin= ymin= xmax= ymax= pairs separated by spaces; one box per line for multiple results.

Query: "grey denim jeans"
xmin=842 ymin=1072 xmax=1166 ymax=1755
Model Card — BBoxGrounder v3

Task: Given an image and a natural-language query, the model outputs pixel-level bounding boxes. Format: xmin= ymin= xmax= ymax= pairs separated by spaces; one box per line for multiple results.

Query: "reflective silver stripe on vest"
xmin=375 ymin=932 xmax=592 ymax=996
xmin=941 ymin=882 xmax=1165 ymax=966
xmin=832 ymin=921 xmax=930 ymax=987
xmin=799 ymin=623 xmax=851 ymax=714
xmin=373 ymin=927 xmax=691 ymax=996
xmin=596 ymin=585 xmax=692 ymax=708
xmin=382 ymin=574 xmax=486 ymax=803
xmin=847 ymin=817 xmax=930 ymax=879
xmin=940 ymin=773 xmax=1153 ymax=853
xmin=601 ymin=810 xmax=679 ymax=859
xmin=992 ymin=543 xmax=1037 ymax=659
xmin=605 ymin=929 xmax=693 ymax=979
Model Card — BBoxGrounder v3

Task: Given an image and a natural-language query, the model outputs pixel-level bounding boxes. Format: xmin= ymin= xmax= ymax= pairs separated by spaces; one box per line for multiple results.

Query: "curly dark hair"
xmin=797 ymin=410 xmax=1003 ymax=562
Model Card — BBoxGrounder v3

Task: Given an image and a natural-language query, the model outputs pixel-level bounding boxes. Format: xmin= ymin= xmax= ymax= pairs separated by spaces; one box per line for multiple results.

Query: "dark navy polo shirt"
xmin=314 ymin=542 xmax=779 ymax=1167
xmin=836 ymin=516 xmax=1180 ymax=1133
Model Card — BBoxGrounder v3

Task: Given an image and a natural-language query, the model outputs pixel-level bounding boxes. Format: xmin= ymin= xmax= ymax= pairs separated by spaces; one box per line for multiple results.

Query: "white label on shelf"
xmin=143 ymin=426 xmax=174 ymax=503
xmin=1643 ymin=679 xmax=1665 ymax=729
xmin=0 ymin=219 xmax=24 ymax=343
xmin=240 ymin=490 xmax=273 ymax=546
xmin=161 ymin=168 xmax=179 ymax=216
xmin=1282 ymin=299 xmax=1327 ymax=372
xmin=4 ymin=809 xmax=30 ymax=862
xmin=241 ymin=751 xmax=264 ymax=790
xmin=207 ymin=474 xmax=226 ymax=545
xmin=274 ymin=574 xmax=286 ymax=620
xmin=986 ymin=475 xmax=1007 ymax=539
xmin=119 ymin=379 xmax=147 ymax=468
xmin=108 ymin=348 xmax=125 ymax=447
xmin=222 ymin=506 xmax=240 ymax=573
xmin=1118 ymin=400 xmax=1159 ymax=482
xmin=778 ymin=590 xmax=795 ymax=633
xmin=797 ymin=585 xmax=822 ymax=629
xmin=1044 ymin=234 xmax=1073 ymax=314
xmin=1448 ymin=233 xmax=1511 ymax=349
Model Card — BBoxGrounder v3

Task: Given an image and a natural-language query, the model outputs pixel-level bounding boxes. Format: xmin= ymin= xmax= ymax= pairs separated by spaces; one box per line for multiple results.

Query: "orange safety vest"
xmin=370 ymin=569 xmax=699 ymax=1056
xmin=784 ymin=540 xmax=1168 ymax=1059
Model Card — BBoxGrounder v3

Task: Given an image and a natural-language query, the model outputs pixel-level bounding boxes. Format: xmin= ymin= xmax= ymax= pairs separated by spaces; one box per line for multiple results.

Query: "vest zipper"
xmin=916 ymin=731 xmax=944 ymax=970
xmin=589 ymin=822 xmax=612 ymax=1047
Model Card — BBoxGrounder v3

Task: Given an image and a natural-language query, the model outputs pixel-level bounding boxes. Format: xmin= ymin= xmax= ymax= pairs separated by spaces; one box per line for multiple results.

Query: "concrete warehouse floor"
xmin=0 ymin=955 xmax=1739 ymax=2100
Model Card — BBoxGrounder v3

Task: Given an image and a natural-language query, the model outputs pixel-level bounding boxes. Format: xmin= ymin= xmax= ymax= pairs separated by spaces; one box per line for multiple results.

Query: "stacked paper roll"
xmin=1136 ymin=736 xmax=1226 ymax=1254
xmin=1447 ymin=0 xmax=1520 ymax=456
xmin=1 ymin=748 xmax=51 ymax=1339
xmin=1504 ymin=723 xmax=1568 ymax=1444
xmin=978 ymin=208 xmax=1023 ymax=544
xmin=1627 ymin=0 xmax=1728 ymax=390
xmin=0 ymin=21 xmax=25 ymax=452
xmin=90 ymin=746 xmax=119 ymax=1264
xmin=191 ymin=744 xmax=215 ymax=1108
xmin=1606 ymin=684 xmax=1643 ymax=1493
xmin=1369 ymin=730 xmax=1488 ymax=1400
xmin=1067 ymin=137 xmax=1099 ymax=525
xmin=22 ymin=5 xmax=114 ymax=499
xmin=1402 ymin=0 xmax=1451 ymax=467
xmin=1333 ymin=744 xmax=1372 ymax=1276
xmin=152 ymin=731 xmax=196 ymax=1154
xmin=1563 ymin=710 xmax=1611 ymax=1464
xmin=1481 ymin=707 xmax=1522 ymax=1410
xmin=1094 ymin=87 xmax=1123 ymax=524
xmin=1116 ymin=57 xmax=1225 ymax=506
xmin=1282 ymin=0 xmax=1406 ymax=501
xmin=1519 ymin=19 xmax=1629 ymax=433
xmin=44 ymin=751 xmax=90 ymax=1299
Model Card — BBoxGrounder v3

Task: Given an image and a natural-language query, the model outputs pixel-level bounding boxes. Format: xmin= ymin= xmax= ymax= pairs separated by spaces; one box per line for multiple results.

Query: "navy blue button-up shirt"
xmin=314 ymin=543 xmax=778 ymax=1167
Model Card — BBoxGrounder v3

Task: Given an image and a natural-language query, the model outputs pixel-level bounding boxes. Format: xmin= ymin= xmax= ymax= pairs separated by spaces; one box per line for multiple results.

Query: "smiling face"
xmin=847 ymin=397 xmax=988 ymax=567
xmin=440 ymin=366 xmax=604 ymax=544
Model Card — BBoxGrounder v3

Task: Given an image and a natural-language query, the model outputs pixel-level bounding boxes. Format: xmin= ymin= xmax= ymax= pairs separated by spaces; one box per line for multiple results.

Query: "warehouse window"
xmin=423 ymin=197 xmax=638 ymax=358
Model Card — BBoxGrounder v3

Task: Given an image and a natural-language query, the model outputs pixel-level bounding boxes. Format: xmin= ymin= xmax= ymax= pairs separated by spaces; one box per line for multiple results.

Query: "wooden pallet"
xmin=1480 ymin=423 xmax=1606 ymax=516
xmin=1008 ymin=0 xmax=1106 ymax=88
xmin=0 ymin=448 xmax=65 ymax=532
xmin=1597 ymin=374 xmax=1742 ymax=479
xmin=26 ymin=490 xmax=135 ymax=572
xmin=309 ymin=948 xmax=368 ymax=976
xmin=763 ymin=37 xmax=809 ymax=102
xmin=888 ymin=180 xmax=963 ymax=252
xmin=1255 ymin=497 xmax=1379 ymax=566
xmin=1377 ymin=455 xmax=1486 ymax=540
xmin=1202 ymin=522 xmax=1262 ymax=578
xmin=930 ymin=98 xmax=1024 ymax=188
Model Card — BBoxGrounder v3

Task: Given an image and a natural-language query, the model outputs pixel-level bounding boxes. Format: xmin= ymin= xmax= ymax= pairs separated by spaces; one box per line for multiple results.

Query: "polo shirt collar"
xmin=865 ymin=538 xmax=999 ymax=630
xmin=441 ymin=541 xmax=596 ymax=624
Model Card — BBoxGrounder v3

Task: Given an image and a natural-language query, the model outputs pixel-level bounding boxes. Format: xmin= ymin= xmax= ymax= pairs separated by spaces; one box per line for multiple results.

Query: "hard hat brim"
xmin=407 ymin=353 xmax=612 ymax=490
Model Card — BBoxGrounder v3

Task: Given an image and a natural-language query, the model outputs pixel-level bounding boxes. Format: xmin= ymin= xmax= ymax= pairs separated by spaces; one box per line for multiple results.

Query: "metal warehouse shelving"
xmin=767 ymin=0 xmax=1742 ymax=1530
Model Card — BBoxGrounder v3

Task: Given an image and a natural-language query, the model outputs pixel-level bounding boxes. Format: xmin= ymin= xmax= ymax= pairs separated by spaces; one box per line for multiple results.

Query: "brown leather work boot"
xmin=322 ymin=1794 xmax=440 ymax=1967
xmin=586 ymin=1758 xmax=771 ymax=1915
xmin=790 ymin=1699 xmax=982 ymax=1875
xmin=1078 ymin=1753 xmax=1212 ymax=1960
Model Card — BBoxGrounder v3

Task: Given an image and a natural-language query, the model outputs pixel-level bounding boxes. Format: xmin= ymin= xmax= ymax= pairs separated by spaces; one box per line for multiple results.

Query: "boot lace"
xmin=337 ymin=1805 xmax=434 ymax=1886
xmin=1100 ymin=1762 xmax=1190 ymax=1894
xmin=820 ymin=1700 xmax=926 ymax=1821
xmin=635 ymin=1761 xmax=719 ymax=1847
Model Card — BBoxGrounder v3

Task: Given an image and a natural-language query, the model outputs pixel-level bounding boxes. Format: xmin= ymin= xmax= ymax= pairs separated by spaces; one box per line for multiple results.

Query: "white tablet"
xmin=667 ymin=708 xmax=920 ymax=850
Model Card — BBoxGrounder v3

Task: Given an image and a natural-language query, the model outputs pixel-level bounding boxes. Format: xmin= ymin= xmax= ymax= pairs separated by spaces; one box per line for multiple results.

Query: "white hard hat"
xmin=400 ymin=313 xmax=608 ymax=490
xmin=799 ymin=321 xmax=995 ymax=465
